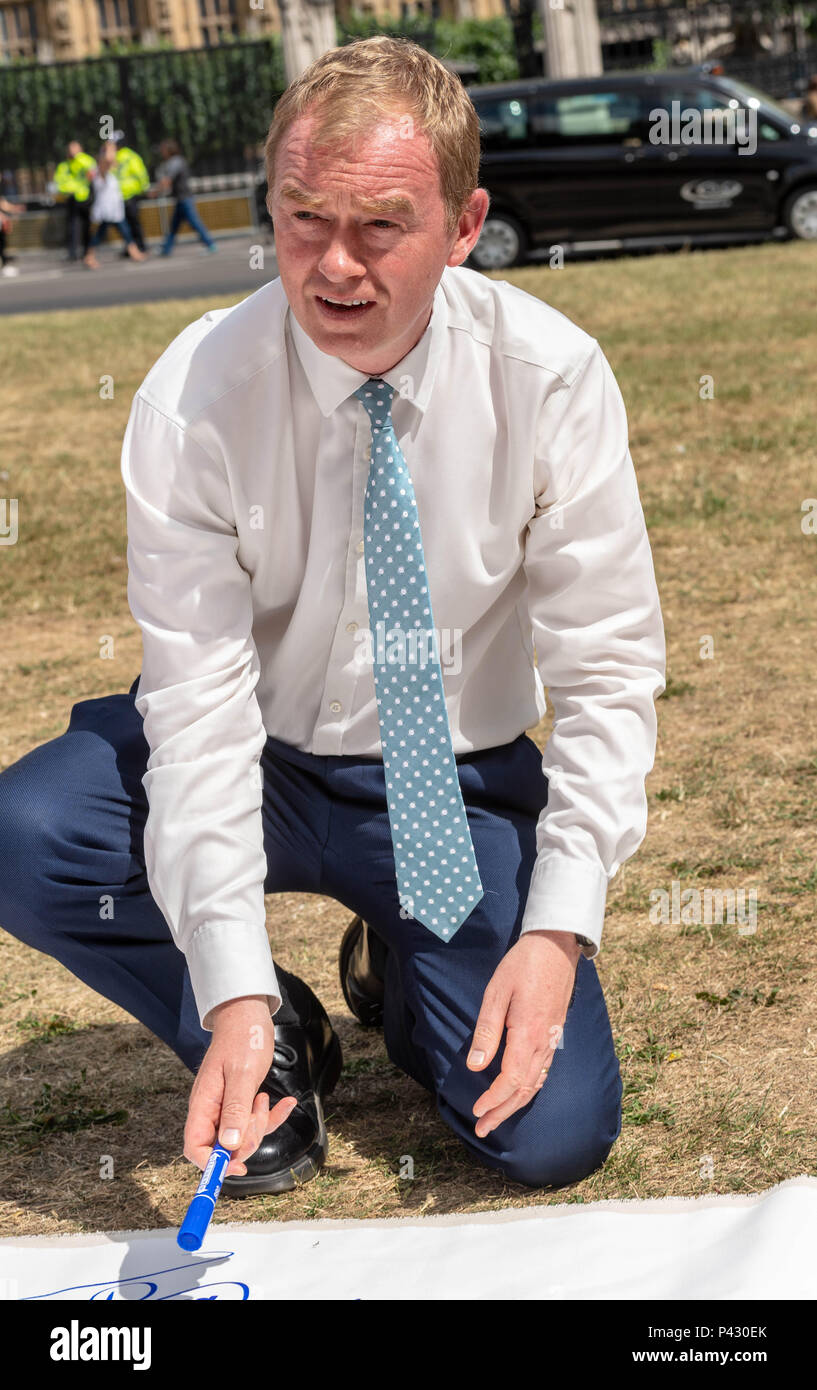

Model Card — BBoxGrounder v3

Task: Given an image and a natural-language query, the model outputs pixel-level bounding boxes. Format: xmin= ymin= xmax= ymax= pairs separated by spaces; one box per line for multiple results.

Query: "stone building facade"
xmin=0 ymin=0 xmax=505 ymax=63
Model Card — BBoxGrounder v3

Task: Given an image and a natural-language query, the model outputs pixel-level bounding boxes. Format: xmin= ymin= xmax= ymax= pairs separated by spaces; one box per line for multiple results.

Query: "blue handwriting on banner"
xmin=24 ymin=1252 xmax=249 ymax=1301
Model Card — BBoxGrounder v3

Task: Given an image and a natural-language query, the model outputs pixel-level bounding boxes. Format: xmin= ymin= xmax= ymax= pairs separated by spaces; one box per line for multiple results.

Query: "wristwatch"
xmin=574 ymin=934 xmax=593 ymax=951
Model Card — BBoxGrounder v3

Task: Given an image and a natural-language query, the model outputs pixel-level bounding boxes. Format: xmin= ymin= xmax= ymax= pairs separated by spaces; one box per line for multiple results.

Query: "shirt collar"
xmin=285 ymin=274 xmax=447 ymax=418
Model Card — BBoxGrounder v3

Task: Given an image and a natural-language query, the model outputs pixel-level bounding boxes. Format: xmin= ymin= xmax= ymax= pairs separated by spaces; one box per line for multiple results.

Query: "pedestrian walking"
xmin=151 ymin=139 xmax=217 ymax=256
xmin=83 ymin=141 xmax=147 ymax=269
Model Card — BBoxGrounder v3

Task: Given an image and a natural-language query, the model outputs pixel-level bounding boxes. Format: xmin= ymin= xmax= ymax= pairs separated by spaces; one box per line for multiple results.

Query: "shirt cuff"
xmin=519 ymin=854 xmax=609 ymax=959
xmin=185 ymin=920 xmax=282 ymax=1031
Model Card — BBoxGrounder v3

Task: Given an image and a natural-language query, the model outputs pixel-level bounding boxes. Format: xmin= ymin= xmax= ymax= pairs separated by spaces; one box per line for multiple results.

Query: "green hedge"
xmin=0 ymin=39 xmax=287 ymax=177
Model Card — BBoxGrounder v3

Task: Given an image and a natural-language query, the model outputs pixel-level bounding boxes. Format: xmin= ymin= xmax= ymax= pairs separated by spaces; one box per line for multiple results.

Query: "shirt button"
xmin=329 ymin=700 xmax=342 ymax=714
xmin=356 ymin=539 xmax=365 ymax=554
xmin=346 ymin=621 xmax=358 ymax=634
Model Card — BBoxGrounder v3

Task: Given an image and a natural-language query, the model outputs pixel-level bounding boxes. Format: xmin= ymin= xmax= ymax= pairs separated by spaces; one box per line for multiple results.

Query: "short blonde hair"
xmin=264 ymin=35 xmax=481 ymax=237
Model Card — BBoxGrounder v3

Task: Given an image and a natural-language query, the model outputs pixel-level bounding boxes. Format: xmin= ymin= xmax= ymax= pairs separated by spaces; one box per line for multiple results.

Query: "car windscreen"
xmin=714 ymin=77 xmax=797 ymax=128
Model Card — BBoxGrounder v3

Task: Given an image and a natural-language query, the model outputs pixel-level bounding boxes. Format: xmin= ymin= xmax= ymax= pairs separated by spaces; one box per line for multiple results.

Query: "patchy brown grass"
xmin=1 ymin=240 xmax=815 ymax=1236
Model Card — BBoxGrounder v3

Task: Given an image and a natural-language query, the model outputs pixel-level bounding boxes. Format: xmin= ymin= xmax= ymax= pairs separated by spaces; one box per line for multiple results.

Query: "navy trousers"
xmin=0 ymin=677 xmax=622 ymax=1188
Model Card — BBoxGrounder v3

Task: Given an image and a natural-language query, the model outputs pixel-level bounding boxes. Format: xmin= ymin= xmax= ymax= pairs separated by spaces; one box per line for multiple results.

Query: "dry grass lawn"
xmin=1 ymin=240 xmax=815 ymax=1236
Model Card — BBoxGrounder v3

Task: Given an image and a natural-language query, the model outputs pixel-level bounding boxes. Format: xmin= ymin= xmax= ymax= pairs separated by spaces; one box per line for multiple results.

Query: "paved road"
xmin=0 ymin=233 xmax=280 ymax=315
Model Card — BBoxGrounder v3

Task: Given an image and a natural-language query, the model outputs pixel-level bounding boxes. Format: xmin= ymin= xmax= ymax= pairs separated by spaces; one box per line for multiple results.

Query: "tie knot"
xmin=354 ymin=377 xmax=395 ymax=430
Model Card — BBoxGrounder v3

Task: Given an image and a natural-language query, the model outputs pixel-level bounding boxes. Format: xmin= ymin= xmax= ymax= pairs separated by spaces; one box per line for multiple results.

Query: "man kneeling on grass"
xmin=0 ymin=37 xmax=665 ymax=1194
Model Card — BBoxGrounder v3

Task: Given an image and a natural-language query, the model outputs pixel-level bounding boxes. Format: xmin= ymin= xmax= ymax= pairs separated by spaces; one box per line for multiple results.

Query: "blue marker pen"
xmin=177 ymin=1143 xmax=231 ymax=1252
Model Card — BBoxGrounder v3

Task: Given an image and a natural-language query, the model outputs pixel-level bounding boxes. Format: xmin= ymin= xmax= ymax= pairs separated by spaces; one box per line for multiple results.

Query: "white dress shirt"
xmin=120 ymin=263 xmax=666 ymax=1031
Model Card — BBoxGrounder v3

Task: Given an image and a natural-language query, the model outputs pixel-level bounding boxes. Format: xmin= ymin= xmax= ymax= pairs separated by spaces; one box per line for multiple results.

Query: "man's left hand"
xmin=467 ymin=930 xmax=582 ymax=1137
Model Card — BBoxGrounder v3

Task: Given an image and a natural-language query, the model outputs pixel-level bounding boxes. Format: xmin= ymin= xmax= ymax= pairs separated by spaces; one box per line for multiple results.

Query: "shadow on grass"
xmin=0 ymin=1022 xmax=194 ymax=1234
xmin=0 ymin=1012 xmax=588 ymax=1233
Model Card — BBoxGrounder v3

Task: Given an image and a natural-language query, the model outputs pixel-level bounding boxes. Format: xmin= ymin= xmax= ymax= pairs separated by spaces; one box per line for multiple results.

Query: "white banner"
xmin=1 ymin=1176 xmax=814 ymax=1301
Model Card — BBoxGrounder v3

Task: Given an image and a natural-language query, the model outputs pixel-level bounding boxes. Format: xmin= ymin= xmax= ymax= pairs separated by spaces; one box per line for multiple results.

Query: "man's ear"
xmin=447 ymin=189 xmax=490 ymax=269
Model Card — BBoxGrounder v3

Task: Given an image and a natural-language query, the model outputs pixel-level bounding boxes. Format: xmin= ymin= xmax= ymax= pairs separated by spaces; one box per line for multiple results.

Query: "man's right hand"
xmin=184 ymin=994 xmax=297 ymax=1178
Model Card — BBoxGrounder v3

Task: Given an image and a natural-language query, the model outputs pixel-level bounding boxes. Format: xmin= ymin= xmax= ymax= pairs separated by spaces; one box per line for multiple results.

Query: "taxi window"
xmin=529 ymin=90 xmax=649 ymax=145
xmin=475 ymin=97 xmax=529 ymax=149
xmin=652 ymin=83 xmax=742 ymax=136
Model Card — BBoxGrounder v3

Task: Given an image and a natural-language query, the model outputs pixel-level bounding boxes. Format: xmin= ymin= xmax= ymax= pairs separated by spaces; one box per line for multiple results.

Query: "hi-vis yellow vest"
xmin=114 ymin=147 xmax=150 ymax=201
xmin=54 ymin=152 xmax=96 ymax=203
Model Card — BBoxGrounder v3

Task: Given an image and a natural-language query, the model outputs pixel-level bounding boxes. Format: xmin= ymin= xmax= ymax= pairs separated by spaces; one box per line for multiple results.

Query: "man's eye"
xmin=293 ymin=212 xmax=397 ymax=229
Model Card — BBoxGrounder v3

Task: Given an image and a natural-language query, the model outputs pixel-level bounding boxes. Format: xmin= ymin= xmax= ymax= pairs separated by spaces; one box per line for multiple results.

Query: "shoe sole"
xmin=220 ymin=1030 xmax=343 ymax=1197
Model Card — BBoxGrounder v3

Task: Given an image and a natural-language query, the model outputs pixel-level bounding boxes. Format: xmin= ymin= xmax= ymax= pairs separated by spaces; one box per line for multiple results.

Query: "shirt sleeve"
xmin=120 ymin=390 xmax=281 ymax=1029
xmin=520 ymin=340 xmax=666 ymax=958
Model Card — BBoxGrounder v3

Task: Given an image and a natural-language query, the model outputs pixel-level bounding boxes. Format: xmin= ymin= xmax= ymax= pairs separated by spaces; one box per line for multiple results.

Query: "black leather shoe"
xmin=220 ymin=978 xmax=342 ymax=1196
xmin=339 ymin=916 xmax=388 ymax=1028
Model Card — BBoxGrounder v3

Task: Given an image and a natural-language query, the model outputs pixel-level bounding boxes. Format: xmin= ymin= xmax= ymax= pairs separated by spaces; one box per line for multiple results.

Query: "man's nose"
xmin=317 ymin=230 xmax=367 ymax=281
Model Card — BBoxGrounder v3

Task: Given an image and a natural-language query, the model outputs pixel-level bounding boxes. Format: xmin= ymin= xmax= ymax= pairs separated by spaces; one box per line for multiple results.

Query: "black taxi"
xmin=467 ymin=68 xmax=817 ymax=268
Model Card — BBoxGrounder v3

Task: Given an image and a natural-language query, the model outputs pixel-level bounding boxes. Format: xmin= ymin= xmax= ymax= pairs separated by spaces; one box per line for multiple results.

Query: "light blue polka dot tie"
xmin=354 ymin=377 xmax=484 ymax=941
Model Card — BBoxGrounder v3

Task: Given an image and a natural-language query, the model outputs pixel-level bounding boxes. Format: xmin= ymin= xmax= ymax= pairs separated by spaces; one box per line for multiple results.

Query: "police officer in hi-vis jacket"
xmin=112 ymin=133 xmax=151 ymax=256
xmin=54 ymin=140 xmax=96 ymax=262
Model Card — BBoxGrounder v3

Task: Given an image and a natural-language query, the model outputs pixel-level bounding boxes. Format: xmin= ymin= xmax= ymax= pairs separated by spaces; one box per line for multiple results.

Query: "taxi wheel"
xmin=782 ymin=185 xmax=817 ymax=240
xmin=469 ymin=213 xmax=527 ymax=270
